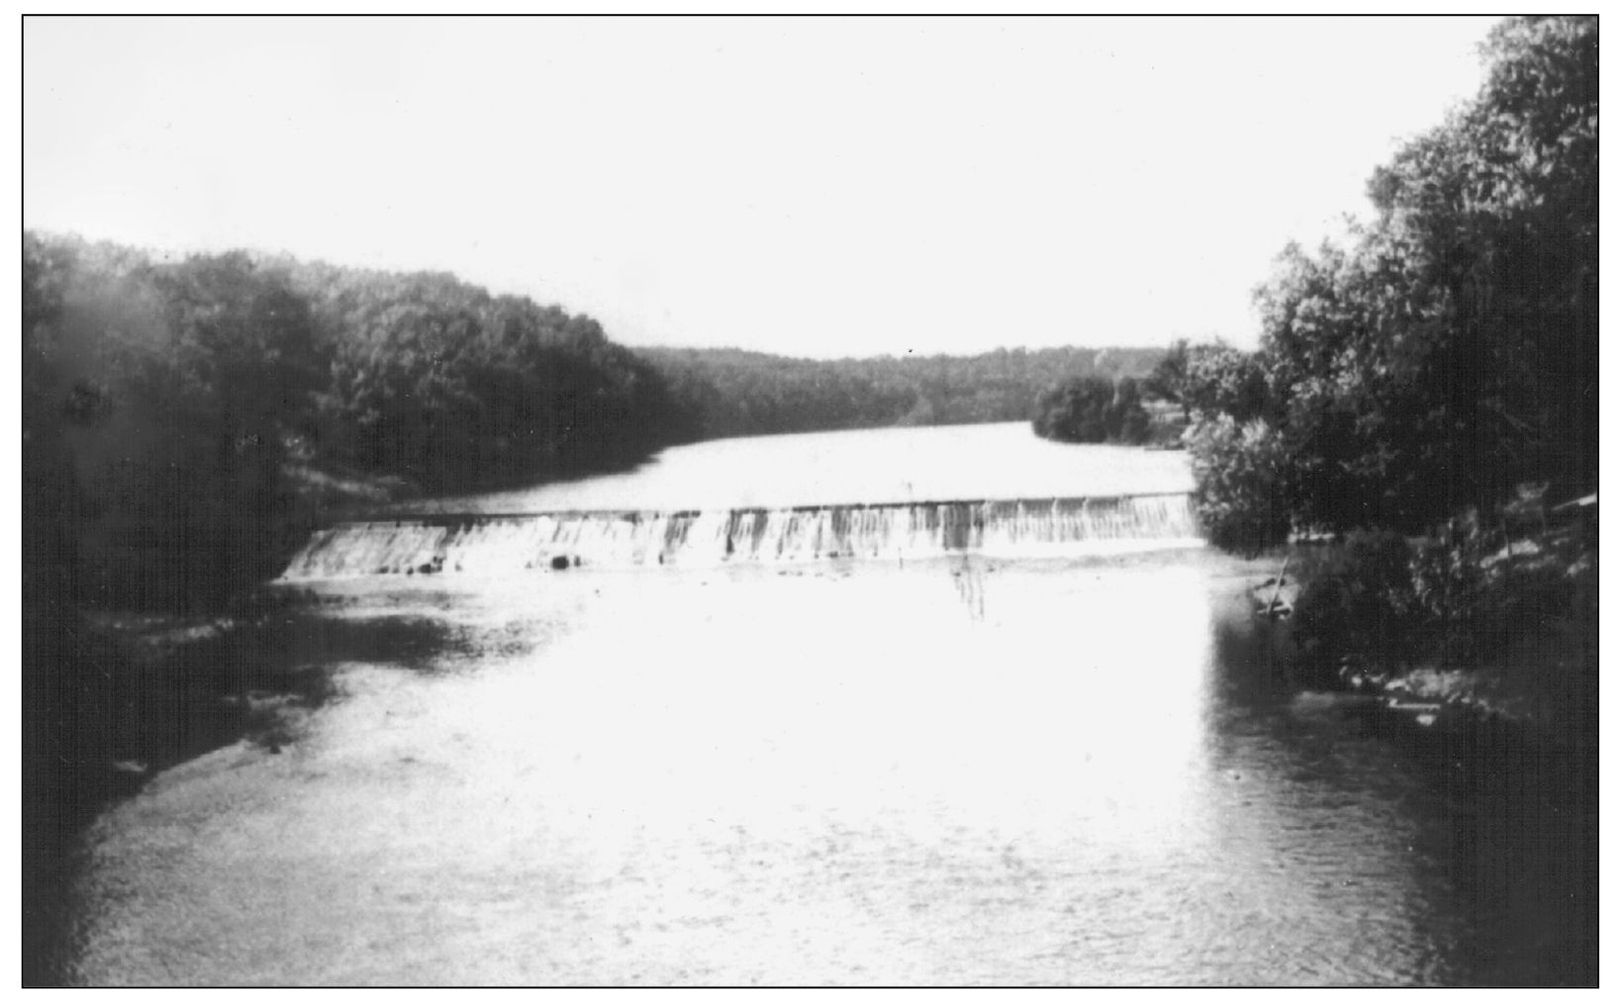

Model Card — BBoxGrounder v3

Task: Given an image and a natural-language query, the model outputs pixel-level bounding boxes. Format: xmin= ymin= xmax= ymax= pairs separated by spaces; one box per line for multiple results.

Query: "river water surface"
xmin=60 ymin=423 xmax=1596 ymax=985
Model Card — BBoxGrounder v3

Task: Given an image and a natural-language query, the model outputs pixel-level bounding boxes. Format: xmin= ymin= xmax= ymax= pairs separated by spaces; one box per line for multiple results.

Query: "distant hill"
xmin=640 ymin=345 xmax=1167 ymax=441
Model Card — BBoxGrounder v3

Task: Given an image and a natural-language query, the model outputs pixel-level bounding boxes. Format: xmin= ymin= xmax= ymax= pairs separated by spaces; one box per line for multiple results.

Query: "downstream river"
xmin=58 ymin=423 xmax=1596 ymax=985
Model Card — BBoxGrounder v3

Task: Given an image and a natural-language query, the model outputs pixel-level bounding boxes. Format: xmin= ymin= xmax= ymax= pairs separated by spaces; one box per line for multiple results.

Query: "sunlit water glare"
xmin=61 ymin=425 xmax=1593 ymax=985
xmin=71 ymin=557 xmax=1476 ymax=986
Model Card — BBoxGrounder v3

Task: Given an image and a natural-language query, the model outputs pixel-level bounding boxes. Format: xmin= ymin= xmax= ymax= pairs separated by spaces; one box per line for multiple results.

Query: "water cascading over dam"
xmin=279 ymin=493 xmax=1202 ymax=581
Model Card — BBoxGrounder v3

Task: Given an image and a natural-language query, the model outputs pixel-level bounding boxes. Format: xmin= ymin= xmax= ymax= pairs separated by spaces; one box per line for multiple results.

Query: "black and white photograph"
xmin=20 ymin=13 xmax=1599 ymax=986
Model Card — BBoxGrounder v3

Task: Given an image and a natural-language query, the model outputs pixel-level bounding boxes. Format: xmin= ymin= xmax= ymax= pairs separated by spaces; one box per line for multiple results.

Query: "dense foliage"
xmin=1291 ymin=508 xmax=1596 ymax=679
xmin=22 ymin=234 xmax=681 ymax=610
xmin=289 ymin=262 xmax=686 ymax=490
xmin=1188 ymin=16 xmax=1597 ymax=547
xmin=1030 ymin=375 xmax=1151 ymax=444
xmin=1185 ymin=414 xmax=1291 ymax=552
xmin=642 ymin=345 xmax=1164 ymax=440
xmin=1145 ymin=338 xmax=1275 ymax=424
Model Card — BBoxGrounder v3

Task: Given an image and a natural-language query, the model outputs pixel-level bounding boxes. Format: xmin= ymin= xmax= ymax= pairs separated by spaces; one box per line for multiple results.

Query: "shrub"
xmin=1406 ymin=507 xmax=1553 ymax=669
xmin=1410 ymin=510 xmax=1490 ymax=628
xmin=1186 ymin=414 xmax=1291 ymax=553
xmin=1290 ymin=528 xmax=1420 ymax=670
xmin=1290 ymin=510 xmax=1569 ymax=675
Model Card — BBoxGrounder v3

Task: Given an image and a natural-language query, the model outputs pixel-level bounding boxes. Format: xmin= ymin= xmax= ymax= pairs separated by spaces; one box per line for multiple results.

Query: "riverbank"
xmin=1236 ymin=530 xmax=1598 ymax=985
xmin=1246 ymin=517 xmax=1598 ymax=746
xmin=21 ymin=586 xmax=484 ymax=984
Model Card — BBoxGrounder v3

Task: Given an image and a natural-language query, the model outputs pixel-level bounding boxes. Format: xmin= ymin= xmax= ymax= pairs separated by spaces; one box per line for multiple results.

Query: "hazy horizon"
xmin=25 ymin=15 xmax=1500 ymax=359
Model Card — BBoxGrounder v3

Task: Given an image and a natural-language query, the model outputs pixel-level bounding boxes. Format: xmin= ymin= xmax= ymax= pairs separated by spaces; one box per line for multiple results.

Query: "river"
xmin=56 ymin=422 xmax=1597 ymax=985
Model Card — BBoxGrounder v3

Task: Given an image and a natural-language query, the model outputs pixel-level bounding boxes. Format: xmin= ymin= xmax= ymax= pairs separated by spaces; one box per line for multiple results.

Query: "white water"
xmin=281 ymin=494 xmax=1203 ymax=580
xmin=287 ymin=423 xmax=1201 ymax=580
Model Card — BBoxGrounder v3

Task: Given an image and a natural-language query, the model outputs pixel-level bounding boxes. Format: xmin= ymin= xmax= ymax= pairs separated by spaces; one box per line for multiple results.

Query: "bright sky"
xmin=24 ymin=16 xmax=1499 ymax=359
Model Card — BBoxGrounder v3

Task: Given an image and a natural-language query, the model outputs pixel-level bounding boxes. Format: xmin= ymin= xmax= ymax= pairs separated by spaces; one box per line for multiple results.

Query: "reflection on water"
xmin=61 ymin=552 xmax=1596 ymax=985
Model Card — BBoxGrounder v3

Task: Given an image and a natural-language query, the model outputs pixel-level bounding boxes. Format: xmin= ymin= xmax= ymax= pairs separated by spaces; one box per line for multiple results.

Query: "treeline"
xmin=1162 ymin=16 xmax=1595 ymax=551
xmin=23 ymin=234 xmax=685 ymax=612
xmin=23 ymin=229 xmax=1171 ymax=616
xmin=641 ymin=345 xmax=1164 ymax=439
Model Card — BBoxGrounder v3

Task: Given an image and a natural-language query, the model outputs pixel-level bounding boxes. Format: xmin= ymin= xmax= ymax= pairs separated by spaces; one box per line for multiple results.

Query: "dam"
xmin=279 ymin=492 xmax=1204 ymax=580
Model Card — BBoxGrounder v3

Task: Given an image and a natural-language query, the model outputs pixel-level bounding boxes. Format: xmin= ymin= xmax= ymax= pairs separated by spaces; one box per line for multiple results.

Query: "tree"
xmin=1183 ymin=342 xmax=1275 ymax=423
xmin=1032 ymin=375 xmax=1151 ymax=444
xmin=1186 ymin=415 xmax=1291 ymax=552
xmin=1194 ymin=16 xmax=1597 ymax=546
xmin=1145 ymin=338 xmax=1191 ymax=416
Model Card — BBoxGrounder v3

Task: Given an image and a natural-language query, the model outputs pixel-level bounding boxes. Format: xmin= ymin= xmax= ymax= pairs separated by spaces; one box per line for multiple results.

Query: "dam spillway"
xmin=279 ymin=493 xmax=1203 ymax=581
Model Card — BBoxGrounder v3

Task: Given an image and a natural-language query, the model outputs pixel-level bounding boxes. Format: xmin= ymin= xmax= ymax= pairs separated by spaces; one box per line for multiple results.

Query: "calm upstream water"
xmin=402 ymin=421 xmax=1198 ymax=514
xmin=59 ymin=423 xmax=1595 ymax=985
